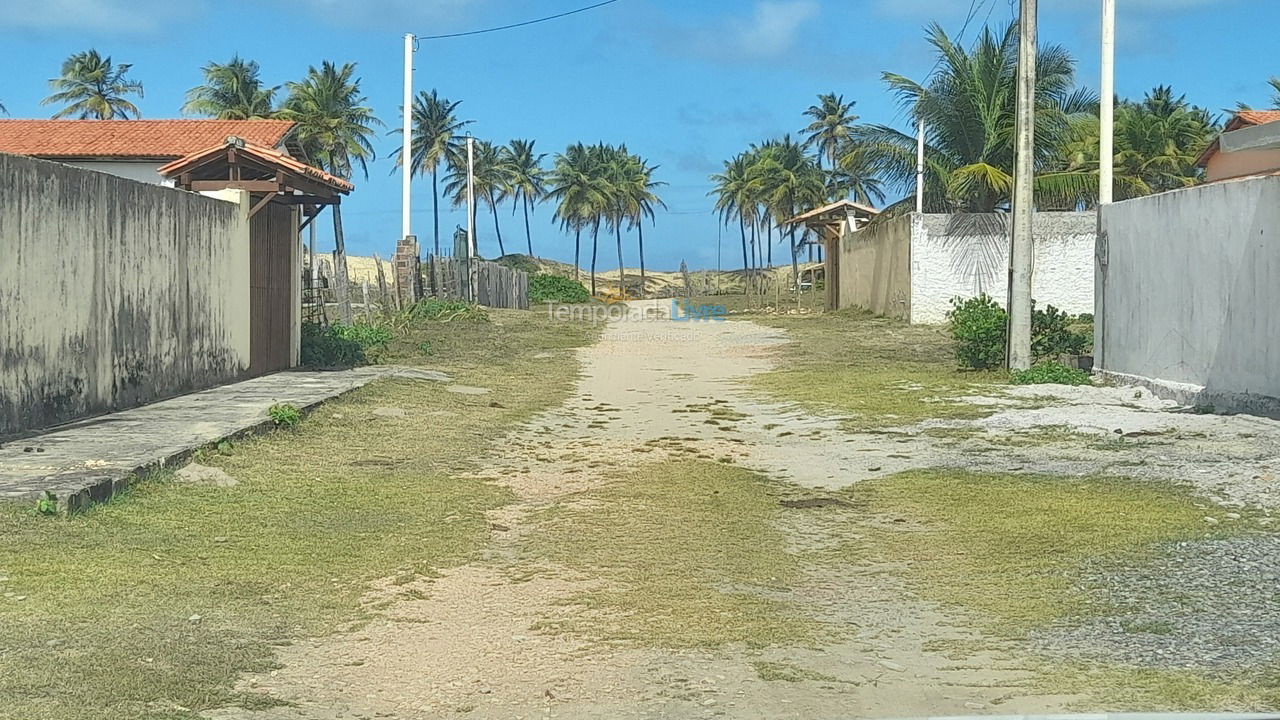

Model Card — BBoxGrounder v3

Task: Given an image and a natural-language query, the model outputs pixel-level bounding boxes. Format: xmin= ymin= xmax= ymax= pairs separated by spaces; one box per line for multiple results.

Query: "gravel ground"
xmin=1033 ymin=535 xmax=1280 ymax=674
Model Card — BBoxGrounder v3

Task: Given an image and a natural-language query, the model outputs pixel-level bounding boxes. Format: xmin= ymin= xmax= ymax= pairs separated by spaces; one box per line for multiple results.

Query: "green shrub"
xmin=529 ymin=273 xmax=591 ymax=304
xmin=948 ymin=295 xmax=1007 ymax=370
xmin=300 ymin=321 xmax=391 ymax=367
xmin=331 ymin=322 xmax=393 ymax=362
xmin=949 ymin=297 xmax=1093 ymax=370
xmin=1032 ymin=303 xmax=1089 ymax=358
xmin=268 ymin=403 xmax=302 ymax=428
xmin=497 ymin=254 xmax=541 ymax=274
xmin=407 ymin=298 xmax=489 ymax=322
xmin=1011 ymin=360 xmax=1092 ymax=386
xmin=300 ymin=323 xmax=365 ymax=367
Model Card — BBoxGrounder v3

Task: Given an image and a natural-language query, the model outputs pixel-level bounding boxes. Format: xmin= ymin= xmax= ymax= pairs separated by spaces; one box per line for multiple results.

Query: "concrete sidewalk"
xmin=0 ymin=366 xmax=450 ymax=511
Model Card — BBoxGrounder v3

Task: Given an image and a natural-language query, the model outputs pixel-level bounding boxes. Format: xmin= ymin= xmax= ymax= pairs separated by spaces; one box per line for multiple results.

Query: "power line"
xmin=418 ymin=0 xmax=624 ymax=40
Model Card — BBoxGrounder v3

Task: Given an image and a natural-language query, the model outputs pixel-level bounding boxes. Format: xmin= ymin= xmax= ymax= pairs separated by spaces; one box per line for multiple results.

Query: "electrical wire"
xmin=417 ymin=0 xmax=624 ymax=40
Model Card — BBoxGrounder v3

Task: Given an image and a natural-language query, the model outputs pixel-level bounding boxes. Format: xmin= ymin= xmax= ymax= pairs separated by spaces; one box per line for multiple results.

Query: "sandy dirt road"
xmin=205 ymin=304 xmax=1102 ymax=720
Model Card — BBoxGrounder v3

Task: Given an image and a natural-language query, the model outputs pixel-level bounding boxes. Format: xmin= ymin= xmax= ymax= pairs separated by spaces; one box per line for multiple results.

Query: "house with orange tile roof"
xmin=0 ymin=119 xmax=299 ymax=185
xmin=1196 ymin=110 xmax=1280 ymax=183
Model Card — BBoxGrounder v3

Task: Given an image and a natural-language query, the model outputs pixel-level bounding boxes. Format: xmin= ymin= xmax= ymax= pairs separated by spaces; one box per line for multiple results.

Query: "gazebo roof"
xmin=784 ymin=199 xmax=880 ymax=226
xmin=159 ymin=137 xmax=352 ymax=215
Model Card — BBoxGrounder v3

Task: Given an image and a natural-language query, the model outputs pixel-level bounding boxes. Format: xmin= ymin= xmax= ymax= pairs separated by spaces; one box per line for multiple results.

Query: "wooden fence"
xmin=425 ymin=255 xmax=529 ymax=310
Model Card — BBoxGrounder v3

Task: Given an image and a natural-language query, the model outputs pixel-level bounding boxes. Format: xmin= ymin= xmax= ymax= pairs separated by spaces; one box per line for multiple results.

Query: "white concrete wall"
xmin=59 ymin=159 xmax=173 ymax=186
xmin=1097 ymin=176 xmax=1280 ymax=414
xmin=909 ymin=212 xmax=1095 ymax=324
xmin=0 ymin=153 xmax=250 ymax=436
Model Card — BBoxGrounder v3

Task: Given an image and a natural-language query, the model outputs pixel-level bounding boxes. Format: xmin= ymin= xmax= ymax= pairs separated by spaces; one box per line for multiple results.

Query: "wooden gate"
xmin=248 ymin=203 xmax=294 ymax=376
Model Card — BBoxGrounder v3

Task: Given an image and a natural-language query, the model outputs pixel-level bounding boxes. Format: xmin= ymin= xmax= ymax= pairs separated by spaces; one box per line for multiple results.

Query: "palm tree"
xmin=860 ymin=22 xmax=1095 ymax=214
xmin=831 ymin=142 xmax=886 ymax=207
xmin=42 ymin=49 xmax=144 ymax=119
xmin=445 ymin=139 xmax=510 ymax=257
xmin=622 ymin=153 xmax=665 ymax=296
xmin=182 ymin=56 xmax=277 ymax=119
xmin=710 ymin=153 xmax=755 ymax=274
xmin=280 ymin=61 xmax=382 ymax=324
xmin=1056 ymin=85 xmax=1215 ymax=203
xmin=744 ymin=136 xmax=824 ymax=286
xmin=505 ymin=139 xmax=547 ymax=257
xmin=548 ymin=143 xmax=603 ymax=284
xmin=801 ymin=93 xmax=859 ymax=170
xmin=390 ymin=90 xmax=471 ymax=256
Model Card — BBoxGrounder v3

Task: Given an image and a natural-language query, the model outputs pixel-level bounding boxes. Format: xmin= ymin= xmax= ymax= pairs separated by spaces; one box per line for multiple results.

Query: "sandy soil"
xmin=206 ymin=305 xmax=1279 ymax=720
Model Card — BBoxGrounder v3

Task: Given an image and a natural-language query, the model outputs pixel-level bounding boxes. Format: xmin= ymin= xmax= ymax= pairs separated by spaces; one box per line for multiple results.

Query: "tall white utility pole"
xmin=465 ymin=135 xmax=477 ymax=300
xmin=915 ymin=115 xmax=926 ymax=213
xmin=1009 ymin=0 xmax=1038 ymax=370
xmin=1099 ymin=0 xmax=1115 ymax=205
xmin=401 ymin=33 xmax=415 ymax=240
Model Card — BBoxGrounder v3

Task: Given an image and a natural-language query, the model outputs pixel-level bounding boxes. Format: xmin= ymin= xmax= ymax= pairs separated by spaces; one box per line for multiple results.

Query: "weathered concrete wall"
xmin=910 ymin=212 xmax=1095 ymax=324
xmin=834 ymin=214 xmax=911 ymax=319
xmin=1097 ymin=176 xmax=1280 ymax=414
xmin=0 ymin=153 xmax=250 ymax=437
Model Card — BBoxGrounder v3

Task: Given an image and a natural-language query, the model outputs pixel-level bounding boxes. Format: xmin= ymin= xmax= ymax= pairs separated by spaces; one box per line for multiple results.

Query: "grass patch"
xmin=751 ymin=660 xmax=846 ymax=684
xmin=0 ymin=309 xmax=599 ymax=720
xmin=841 ymin=469 xmax=1247 ymax=636
xmin=527 ymin=460 xmax=817 ymax=649
xmin=1045 ymin=663 xmax=1280 ymax=710
xmin=749 ymin=311 xmax=1004 ymax=431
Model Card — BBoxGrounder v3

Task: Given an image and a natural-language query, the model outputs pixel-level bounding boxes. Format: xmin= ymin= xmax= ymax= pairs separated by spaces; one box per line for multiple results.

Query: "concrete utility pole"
xmin=1009 ymin=0 xmax=1038 ymax=370
xmin=401 ymin=33 xmax=415 ymax=241
xmin=915 ymin=116 xmax=926 ymax=213
xmin=465 ymin=135 xmax=477 ymax=300
xmin=1099 ymin=0 xmax=1115 ymax=205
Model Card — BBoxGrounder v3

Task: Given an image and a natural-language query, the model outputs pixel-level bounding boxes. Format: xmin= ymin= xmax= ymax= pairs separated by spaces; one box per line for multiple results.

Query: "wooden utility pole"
xmin=1009 ymin=0 xmax=1038 ymax=370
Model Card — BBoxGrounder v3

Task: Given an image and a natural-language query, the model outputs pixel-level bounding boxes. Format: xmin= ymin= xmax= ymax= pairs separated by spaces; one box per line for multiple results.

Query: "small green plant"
xmin=406 ymin=298 xmax=489 ymax=323
xmin=268 ymin=403 xmax=302 ymax=428
xmin=300 ymin=322 xmax=366 ymax=367
xmin=331 ymin=322 xmax=393 ymax=362
xmin=948 ymin=294 xmax=1007 ymax=370
xmin=529 ymin=273 xmax=591 ymax=304
xmin=416 ymin=340 xmax=434 ymax=356
xmin=36 ymin=491 xmax=59 ymax=516
xmin=1011 ymin=360 xmax=1092 ymax=386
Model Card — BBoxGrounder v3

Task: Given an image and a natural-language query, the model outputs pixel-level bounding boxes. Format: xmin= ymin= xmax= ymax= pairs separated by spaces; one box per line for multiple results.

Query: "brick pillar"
xmin=393 ymin=235 xmax=422 ymax=308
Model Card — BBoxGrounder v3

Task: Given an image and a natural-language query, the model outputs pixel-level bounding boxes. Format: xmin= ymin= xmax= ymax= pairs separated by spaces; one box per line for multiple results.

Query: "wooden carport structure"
xmin=159 ymin=138 xmax=353 ymax=376
xmin=784 ymin=199 xmax=879 ymax=310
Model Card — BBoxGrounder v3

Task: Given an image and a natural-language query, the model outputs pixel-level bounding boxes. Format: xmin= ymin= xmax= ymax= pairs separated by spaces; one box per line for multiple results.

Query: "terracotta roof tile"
xmin=1231 ymin=110 xmax=1280 ymax=129
xmin=0 ymin=119 xmax=297 ymax=159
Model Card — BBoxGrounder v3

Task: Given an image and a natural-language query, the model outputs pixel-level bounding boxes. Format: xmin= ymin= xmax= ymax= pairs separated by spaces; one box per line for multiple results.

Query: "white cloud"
xmin=2 ymin=0 xmax=203 ymax=33
xmin=724 ymin=0 xmax=821 ymax=58
xmin=641 ymin=0 xmax=821 ymax=65
xmin=277 ymin=0 xmax=490 ymax=29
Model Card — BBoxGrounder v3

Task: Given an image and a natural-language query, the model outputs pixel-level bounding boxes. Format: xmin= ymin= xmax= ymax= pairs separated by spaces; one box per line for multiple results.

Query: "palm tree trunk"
xmin=614 ymin=223 xmax=626 ymax=298
xmin=766 ymin=222 xmax=773 ymax=268
xmin=488 ymin=192 xmax=505 ymax=257
xmin=574 ymin=227 xmax=582 ymax=282
xmin=789 ymin=226 xmax=800 ymax=291
xmin=522 ymin=194 xmax=534 ymax=257
xmin=332 ymin=204 xmax=353 ymax=324
xmin=637 ymin=221 xmax=647 ymax=299
xmin=739 ymin=216 xmax=749 ymax=272
xmin=590 ymin=223 xmax=600 ymax=296
xmin=432 ymin=168 xmax=441 ymax=256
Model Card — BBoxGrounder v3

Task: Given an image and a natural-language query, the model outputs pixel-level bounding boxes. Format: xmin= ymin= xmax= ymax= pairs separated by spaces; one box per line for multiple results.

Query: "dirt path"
xmin=210 ymin=307 xmax=1081 ymax=720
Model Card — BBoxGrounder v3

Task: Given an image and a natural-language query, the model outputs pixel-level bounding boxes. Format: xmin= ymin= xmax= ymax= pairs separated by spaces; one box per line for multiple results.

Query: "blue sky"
xmin=0 ymin=0 xmax=1272 ymax=270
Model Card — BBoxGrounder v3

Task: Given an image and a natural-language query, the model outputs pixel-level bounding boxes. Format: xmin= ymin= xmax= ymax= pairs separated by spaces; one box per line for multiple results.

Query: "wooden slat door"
xmin=248 ymin=203 xmax=294 ymax=376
